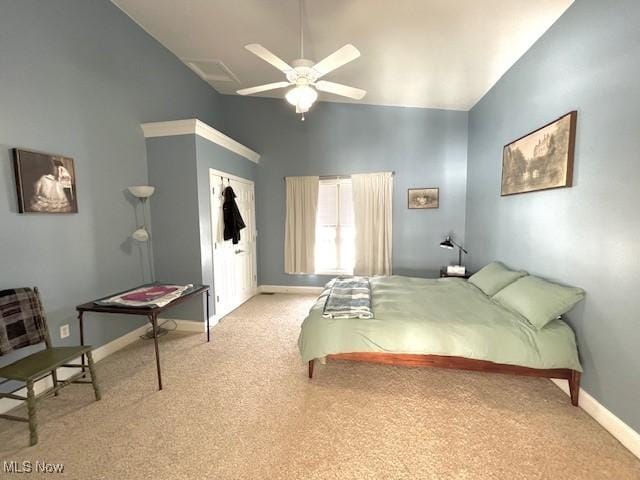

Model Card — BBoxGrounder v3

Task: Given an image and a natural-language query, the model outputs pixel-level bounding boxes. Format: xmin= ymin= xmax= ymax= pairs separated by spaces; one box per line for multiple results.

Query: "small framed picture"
xmin=408 ymin=187 xmax=439 ymax=209
xmin=13 ymin=149 xmax=78 ymax=213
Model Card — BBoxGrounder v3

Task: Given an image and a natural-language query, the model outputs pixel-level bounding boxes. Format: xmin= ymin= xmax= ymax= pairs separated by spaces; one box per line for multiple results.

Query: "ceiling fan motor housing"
xmin=287 ymin=58 xmax=318 ymax=85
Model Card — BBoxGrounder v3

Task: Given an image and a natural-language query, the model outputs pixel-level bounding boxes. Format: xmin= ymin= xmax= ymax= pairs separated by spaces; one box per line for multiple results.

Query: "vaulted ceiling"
xmin=112 ymin=0 xmax=573 ymax=110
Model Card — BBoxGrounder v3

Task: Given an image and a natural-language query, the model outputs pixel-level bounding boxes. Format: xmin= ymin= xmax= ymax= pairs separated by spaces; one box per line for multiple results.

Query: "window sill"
xmin=315 ymin=270 xmax=354 ymax=276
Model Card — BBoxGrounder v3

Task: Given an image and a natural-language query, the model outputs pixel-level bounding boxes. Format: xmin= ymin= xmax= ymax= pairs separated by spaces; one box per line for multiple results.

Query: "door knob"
xmin=235 ymin=249 xmax=245 ymax=254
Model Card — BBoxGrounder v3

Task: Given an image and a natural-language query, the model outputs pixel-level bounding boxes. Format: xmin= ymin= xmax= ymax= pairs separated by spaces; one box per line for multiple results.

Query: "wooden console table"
xmin=76 ymin=284 xmax=210 ymax=391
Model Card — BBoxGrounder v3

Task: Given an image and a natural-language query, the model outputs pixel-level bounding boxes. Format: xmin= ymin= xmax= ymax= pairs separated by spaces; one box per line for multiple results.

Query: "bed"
xmin=298 ymin=275 xmax=582 ymax=405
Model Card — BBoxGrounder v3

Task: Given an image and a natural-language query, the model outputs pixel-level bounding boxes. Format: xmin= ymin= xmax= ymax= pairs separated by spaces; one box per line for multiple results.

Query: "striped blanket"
xmin=322 ymin=276 xmax=373 ymax=319
xmin=0 ymin=288 xmax=47 ymax=356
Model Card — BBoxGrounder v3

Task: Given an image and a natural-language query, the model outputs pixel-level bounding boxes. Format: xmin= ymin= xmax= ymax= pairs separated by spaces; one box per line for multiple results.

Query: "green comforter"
xmin=298 ymin=276 xmax=582 ymax=371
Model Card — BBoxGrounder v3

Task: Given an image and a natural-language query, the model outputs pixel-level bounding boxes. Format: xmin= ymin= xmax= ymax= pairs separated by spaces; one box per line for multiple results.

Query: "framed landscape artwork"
xmin=408 ymin=187 xmax=439 ymax=209
xmin=13 ymin=149 xmax=78 ymax=213
xmin=501 ymin=111 xmax=577 ymax=196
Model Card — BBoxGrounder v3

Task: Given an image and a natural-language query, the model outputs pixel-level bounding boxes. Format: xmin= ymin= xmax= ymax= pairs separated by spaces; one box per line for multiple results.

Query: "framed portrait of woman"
xmin=13 ymin=149 xmax=78 ymax=214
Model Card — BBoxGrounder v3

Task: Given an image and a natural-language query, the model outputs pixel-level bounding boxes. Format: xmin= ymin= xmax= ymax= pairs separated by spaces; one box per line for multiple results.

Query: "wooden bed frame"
xmin=308 ymin=352 xmax=581 ymax=406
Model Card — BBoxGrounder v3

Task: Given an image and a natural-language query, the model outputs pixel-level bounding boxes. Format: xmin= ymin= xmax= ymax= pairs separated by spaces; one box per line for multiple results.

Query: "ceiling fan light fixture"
xmin=285 ymin=84 xmax=317 ymax=111
xmin=238 ymin=0 xmax=365 ymax=119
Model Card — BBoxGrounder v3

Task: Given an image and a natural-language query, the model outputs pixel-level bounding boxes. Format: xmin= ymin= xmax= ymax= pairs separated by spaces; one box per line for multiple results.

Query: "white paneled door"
xmin=210 ymin=170 xmax=257 ymax=319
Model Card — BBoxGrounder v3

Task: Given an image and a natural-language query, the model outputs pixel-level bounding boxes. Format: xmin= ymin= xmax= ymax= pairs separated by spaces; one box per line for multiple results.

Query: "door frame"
xmin=209 ymin=168 xmax=258 ymax=319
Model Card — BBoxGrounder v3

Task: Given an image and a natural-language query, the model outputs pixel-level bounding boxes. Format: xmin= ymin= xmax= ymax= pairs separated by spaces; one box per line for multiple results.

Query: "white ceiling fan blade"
xmin=312 ymin=44 xmax=361 ymax=78
xmin=237 ymin=81 xmax=291 ymax=96
xmin=315 ymin=81 xmax=366 ymax=100
xmin=245 ymin=44 xmax=293 ymax=73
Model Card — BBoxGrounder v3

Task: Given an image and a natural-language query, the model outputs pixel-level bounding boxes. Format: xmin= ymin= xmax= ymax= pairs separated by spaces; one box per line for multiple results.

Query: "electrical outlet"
xmin=60 ymin=324 xmax=70 ymax=339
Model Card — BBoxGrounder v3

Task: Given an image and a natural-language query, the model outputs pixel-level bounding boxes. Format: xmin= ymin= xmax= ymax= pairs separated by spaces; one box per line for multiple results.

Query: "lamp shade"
xmin=132 ymin=227 xmax=149 ymax=242
xmin=128 ymin=185 xmax=155 ymax=199
xmin=439 ymin=236 xmax=454 ymax=249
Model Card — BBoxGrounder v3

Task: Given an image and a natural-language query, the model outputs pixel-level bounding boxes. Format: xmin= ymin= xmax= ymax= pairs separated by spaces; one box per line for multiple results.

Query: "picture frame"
xmin=501 ymin=111 xmax=577 ymax=196
xmin=13 ymin=148 xmax=78 ymax=214
xmin=408 ymin=187 xmax=439 ymax=209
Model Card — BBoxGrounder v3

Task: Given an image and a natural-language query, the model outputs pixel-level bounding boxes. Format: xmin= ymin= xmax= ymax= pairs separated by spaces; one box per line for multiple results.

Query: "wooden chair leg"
xmin=51 ymin=370 xmax=59 ymax=396
xmin=86 ymin=351 xmax=101 ymax=401
xmin=308 ymin=360 xmax=314 ymax=379
xmin=569 ymin=370 xmax=581 ymax=407
xmin=26 ymin=380 xmax=38 ymax=446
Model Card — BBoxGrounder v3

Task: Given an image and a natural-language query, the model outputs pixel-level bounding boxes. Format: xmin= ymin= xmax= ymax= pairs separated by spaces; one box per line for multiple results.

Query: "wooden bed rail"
xmin=308 ymin=353 xmax=581 ymax=406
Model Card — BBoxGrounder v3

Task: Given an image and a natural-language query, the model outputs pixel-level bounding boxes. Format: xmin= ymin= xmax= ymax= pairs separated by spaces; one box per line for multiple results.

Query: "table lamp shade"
xmin=439 ymin=235 xmax=467 ymax=266
xmin=440 ymin=237 xmax=455 ymax=249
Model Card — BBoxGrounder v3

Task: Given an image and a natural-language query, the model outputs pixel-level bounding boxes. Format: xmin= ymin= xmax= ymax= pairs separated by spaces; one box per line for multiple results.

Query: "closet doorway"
xmin=209 ymin=169 xmax=257 ymax=319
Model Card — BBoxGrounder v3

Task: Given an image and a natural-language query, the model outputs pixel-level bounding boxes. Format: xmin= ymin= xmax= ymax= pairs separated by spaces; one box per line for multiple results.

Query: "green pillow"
xmin=468 ymin=262 xmax=527 ymax=296
xmin=493 ymin=276 xmax=585 ymax=329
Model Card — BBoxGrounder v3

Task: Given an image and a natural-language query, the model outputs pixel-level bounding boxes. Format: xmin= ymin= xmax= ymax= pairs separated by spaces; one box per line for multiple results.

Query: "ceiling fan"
xmin=236 ymin=0 xmax=366 ymax=120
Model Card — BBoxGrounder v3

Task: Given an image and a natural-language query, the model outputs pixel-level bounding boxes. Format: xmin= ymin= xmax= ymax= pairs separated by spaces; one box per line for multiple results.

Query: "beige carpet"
xmin=1 ymin=293 xmax=638 ymax=479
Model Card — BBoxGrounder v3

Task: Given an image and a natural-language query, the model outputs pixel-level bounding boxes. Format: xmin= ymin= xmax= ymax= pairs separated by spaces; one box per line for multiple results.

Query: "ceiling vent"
xmin=185 ymin=59 xmax=239 ymax=84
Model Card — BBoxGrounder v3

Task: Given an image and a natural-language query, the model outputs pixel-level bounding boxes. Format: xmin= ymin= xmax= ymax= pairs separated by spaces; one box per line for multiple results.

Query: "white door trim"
xmin=209 ymin=169 xmax=257 ymax=319
xmin=209 ymin=168 xmax=254 ymax=185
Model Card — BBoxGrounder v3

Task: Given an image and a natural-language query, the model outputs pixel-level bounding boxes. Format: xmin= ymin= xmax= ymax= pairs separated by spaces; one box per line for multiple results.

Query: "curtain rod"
xmin=283 ymin=172 xmax=395 ymax=180
xmin=319 ymin=175 xmax=350 ymax=180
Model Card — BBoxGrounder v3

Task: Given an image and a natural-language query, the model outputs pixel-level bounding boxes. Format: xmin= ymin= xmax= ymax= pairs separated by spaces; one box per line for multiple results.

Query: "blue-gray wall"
xmin=465 ymin=0 xmax=640 ymax=431
xmin=147 ymin=134 xmax=257 ymax=321
xmin=221 ymin=96 xmax=469 ymax=287
xmin=0 ymin=0 xmax=224 ymax=357
xmin=147 ymin=136 xmax=201 ymax=289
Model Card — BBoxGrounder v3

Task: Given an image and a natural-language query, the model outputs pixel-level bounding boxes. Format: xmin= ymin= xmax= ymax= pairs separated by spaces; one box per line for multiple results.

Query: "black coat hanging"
xmin=222 ymin=185 xmax=246 ymax=245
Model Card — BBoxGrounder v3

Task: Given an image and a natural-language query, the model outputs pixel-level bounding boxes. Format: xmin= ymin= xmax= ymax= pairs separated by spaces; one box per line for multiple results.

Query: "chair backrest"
xmin=0 ymin=287 xmax=50 ymax=356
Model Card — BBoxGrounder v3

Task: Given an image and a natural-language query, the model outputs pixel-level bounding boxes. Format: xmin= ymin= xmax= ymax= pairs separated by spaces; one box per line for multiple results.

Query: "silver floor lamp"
xmin=128 ymin=185 xmax=155 ymax=282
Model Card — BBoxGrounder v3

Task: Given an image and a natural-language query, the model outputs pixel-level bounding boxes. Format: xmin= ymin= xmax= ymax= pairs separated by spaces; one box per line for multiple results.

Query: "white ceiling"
xmin=112 ymin=0 xmax=573 ymax=111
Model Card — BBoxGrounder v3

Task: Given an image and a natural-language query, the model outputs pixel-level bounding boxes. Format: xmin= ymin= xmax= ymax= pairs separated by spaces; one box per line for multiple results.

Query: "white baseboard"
xmin=551 ymin=379 xmax=640 ymax=459
xmin=169 ymin=318 xmax=218 ymax=332
xmin=163 ymin=289 xmax=261 ymax=329
xmin=258 ymin=285 xmax=323 ymax=295
xmin=0 ymin=375 xmax=55 ymax=415
xmin=0 ymin=324 xmax=148 ymax=415
xmin=92 ymin=324 xmax=149 ymax=363
xmin=0 ymin=313 xmax=214 ymax=416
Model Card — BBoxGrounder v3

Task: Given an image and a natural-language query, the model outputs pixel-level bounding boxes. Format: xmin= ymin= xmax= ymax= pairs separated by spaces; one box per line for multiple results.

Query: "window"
xmin=315 ymin=178 xmax=355 ymax=274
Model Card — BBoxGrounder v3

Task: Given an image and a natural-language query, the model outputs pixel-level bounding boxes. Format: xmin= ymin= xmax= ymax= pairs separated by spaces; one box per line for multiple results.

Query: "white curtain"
xmin=352 ymin=172 xmax=393 ymax=276
xmin=284 ymin=176 xmax=319 ymax=274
